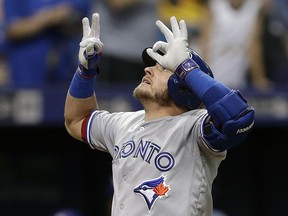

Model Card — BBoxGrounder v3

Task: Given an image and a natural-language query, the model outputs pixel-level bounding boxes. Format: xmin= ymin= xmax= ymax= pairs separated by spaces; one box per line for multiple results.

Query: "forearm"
xmin=184 ymin=68 xmax=249 ymax=123
xmin=184 ymin=67 xmax=254 ymax=151
xmin=185 ymin=68 xmax=230 ymax=107
xmin=248 ymin=14 xmax=271 ymax=90
xmin=64 ymin=65 xmax=98 ymax=141
xmin=6 ymin=4 xmax=72 ymax=41
xmin=7 ymin=14 xmax=50 ymax=40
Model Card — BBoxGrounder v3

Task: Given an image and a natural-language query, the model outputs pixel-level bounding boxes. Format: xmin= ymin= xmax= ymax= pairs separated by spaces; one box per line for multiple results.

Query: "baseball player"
xmin=64 ymin=13 xmax=255 ymax=216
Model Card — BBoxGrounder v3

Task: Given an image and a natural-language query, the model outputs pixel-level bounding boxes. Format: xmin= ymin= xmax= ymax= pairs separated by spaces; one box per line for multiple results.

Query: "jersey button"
xmin=140 ymin=127 xmax=144 ymax=131
xmin=123 ymin=175 xmax=127 ymax=181
xmin=120 ymin=204 xmax=124 ymax=210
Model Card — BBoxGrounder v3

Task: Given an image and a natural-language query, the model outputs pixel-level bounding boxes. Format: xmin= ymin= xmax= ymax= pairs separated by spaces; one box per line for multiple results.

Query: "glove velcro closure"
xmin=78 ymin=63 xmax=99 ymax=79
xmin=78 ymin=51 xmax=101 ymax=78
xmin=174 ymin=58 xmax=199 ymax=79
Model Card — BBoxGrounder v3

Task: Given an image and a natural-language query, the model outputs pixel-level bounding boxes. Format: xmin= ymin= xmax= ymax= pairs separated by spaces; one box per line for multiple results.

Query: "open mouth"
xmin=142 ymin=77 xmax=151 ymax=85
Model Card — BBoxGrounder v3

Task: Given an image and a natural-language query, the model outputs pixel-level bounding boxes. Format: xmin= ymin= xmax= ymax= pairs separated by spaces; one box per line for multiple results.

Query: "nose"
xmin=144 ymin=66 xmax=154 ymax=77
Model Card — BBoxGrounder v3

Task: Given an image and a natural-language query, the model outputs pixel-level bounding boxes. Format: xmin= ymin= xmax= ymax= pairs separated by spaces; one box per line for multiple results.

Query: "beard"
xmin=133 ymin=84 xmax=172 ymax=106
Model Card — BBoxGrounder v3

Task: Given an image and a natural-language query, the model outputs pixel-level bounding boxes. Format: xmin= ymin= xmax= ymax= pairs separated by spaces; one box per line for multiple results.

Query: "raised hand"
xmin=146 ymin=16 xmax=190 ymax=73
xmin=78 ymin=13 xmax=103 ymax=72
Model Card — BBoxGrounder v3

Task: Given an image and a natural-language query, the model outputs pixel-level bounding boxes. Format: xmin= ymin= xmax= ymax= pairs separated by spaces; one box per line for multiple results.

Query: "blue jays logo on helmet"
xmin=134 ymin=175 xmax=170 ymax=212
xmin=142 ymin=47 xmax=214 ymax=110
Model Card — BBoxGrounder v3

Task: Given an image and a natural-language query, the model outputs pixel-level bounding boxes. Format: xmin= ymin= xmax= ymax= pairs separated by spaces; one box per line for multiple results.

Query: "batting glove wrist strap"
xmin=84 ymin=50 xmax=101 ymax=70
xmin=174 ymin=58 xmax=199 ymax=80
xmin=78 ymin=51 xmax=101 ymax=78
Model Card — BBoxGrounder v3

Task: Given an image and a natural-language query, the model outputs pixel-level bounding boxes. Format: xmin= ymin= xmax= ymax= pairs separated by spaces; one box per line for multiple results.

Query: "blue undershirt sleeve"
xmin=184 ymin=68 xmax=231 ymax=108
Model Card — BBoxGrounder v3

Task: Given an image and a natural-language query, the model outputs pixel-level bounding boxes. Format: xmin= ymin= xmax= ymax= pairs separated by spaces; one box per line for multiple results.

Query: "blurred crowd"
xmin=0 ymin=0 xmax=287 ymax=215
xmin=0 ymin=0 xmax=90 ymax=88
xmin=0 ymin=0 xmax=286 ymax=91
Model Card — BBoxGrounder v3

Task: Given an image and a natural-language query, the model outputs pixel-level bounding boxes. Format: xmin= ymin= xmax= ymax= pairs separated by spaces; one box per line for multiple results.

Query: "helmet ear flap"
xmin=168 ymin=74 xmax=201 ymax=110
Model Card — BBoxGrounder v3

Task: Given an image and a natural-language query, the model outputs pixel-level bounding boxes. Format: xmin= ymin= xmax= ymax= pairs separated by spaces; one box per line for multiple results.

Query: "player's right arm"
xmin=64 ymin=13 xmax=103 ymax=142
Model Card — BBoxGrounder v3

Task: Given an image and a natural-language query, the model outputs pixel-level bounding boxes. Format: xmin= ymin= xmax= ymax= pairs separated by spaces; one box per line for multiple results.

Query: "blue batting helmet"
xmin=142 ymin=47 xmax=214 ymax=110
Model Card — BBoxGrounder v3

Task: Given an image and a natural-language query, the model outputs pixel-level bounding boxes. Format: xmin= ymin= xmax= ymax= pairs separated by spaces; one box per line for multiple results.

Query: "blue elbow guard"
xmin=203 ymin=90 xmax=255 ymax=151
xmin=207 ymin=90 xmax=249 ymax=125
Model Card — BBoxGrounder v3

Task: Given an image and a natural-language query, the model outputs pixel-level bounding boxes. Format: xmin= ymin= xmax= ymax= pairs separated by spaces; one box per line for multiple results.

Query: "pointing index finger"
xmin=156 ymin=20 xmax=173 ymax=42
xmin=82 ymin=17 xmax=90 ymax=39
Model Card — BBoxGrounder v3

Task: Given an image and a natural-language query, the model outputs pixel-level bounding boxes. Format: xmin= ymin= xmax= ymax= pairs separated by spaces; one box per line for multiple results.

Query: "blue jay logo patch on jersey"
xmin=134 ymin=175 xmax=170 ymax=212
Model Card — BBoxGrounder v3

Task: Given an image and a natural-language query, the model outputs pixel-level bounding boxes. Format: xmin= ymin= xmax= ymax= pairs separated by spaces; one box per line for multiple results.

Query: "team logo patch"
xmin=134 ymin=175 xmax=170 ymax=212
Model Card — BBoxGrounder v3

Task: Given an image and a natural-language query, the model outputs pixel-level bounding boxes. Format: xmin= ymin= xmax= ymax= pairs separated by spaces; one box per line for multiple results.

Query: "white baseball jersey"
xmin=82 ymin=109 xmax=226 ymax=216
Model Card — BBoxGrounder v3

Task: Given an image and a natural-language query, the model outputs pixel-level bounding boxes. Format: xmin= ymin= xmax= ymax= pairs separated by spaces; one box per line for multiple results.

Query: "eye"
xmin=155 ymin=63 xmax=165 ymax=71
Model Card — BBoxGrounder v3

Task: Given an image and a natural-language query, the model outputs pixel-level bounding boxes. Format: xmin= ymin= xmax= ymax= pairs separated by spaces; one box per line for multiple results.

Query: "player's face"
xmin=133 ymin=63 xmax=173 ymax=105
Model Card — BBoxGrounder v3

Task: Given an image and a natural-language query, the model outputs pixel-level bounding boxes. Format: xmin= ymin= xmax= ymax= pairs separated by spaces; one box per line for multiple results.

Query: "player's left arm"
xmin=147 ymin=16 xmax=255 ymax=151
xmin=187 ymin=71 xmax=255 ymax=151
xmin=179 ymin=67 xmax=255 ymax=151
